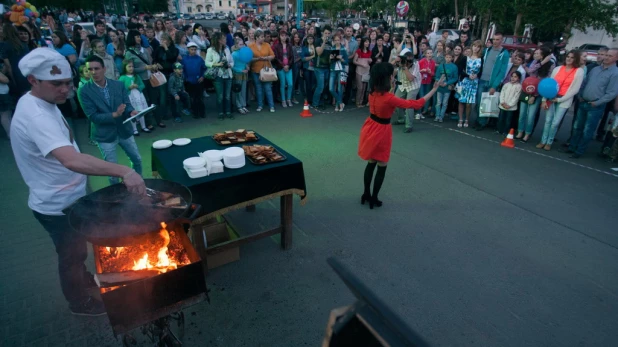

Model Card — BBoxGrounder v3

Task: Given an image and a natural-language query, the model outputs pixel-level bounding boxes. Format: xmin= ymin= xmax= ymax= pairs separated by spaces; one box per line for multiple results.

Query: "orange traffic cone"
xmin=300 ymin=100 xmax=313 ymax=118
xmin=501 ymin=128 xmax=516 ymax=148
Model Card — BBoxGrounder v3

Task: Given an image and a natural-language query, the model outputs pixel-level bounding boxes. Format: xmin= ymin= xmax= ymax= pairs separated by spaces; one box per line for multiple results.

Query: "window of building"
xmin=228 ymin=1 xmax=231 ymax=6
xmin=187 ymin=7 xmax=192 ymax=13
xmin=219 ymin=1 xmax=222 ymax=6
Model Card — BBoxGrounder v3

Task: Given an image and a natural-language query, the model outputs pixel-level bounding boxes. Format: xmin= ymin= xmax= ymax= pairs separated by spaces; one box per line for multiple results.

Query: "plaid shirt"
xmin=397 ymin=62 xmax=421 ymax=92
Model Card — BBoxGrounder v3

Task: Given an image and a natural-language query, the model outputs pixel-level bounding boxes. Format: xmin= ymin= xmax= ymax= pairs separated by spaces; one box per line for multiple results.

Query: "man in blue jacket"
xmin=181 ymin=42 xmax=207 ymax=117
xmin=475 ymin=33 xmax=510 ymax=130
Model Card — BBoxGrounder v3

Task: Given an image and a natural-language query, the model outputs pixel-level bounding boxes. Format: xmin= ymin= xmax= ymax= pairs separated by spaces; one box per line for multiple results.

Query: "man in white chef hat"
xmin=10 ymin=48 xmax=146 ymax=316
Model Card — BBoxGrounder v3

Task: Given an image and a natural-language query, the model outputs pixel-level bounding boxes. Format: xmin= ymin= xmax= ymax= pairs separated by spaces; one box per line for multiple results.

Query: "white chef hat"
xmin=18 ymin=48 xmax=73 ymax=81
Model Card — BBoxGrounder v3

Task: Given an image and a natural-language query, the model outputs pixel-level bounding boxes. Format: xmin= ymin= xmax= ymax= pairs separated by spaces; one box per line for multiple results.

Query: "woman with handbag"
xmin=273 ymin=30 xmax=295 ymax=108
xmin=354 ymin=37 xmax=372 ymax=108
xmin=152 ymin=33 xmax=179 ymax=119
xmin=301 ymin=34 xmax=317 ymax=106
xmin=536 ymin=51 xmax=584 ymax=151
xmin=249 ymin=29 xmax=276 ymax=113
xmin=206 ymin=32 xmax=235 ymax=119
xmin=231 ymin=33 xmax=250 ymax=114
xmin=125 ymin=30 xmax=166 ymax=129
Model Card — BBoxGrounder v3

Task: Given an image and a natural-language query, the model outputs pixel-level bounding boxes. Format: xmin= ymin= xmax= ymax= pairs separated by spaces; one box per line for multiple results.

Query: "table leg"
xmin=280 ymin=194 xmax=293 ymax=250
xmin=246 ymin=204 xmax=256 ymax=212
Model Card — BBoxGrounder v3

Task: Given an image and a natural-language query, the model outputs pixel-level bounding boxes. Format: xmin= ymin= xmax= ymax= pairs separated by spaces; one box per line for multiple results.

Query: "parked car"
xmin=308 ymin=17 xmax=325 ymax=27
xmin=78 ymin=22 xmax=117 ymax=36
xmin=578 ymin=43 xmax=609 ymax=62
xmin=502 ymin=35 xmax=538 ymax=51
xmin=439 ymin=29 xmax=460 ymax=42
xmin=194 ymin=13 xmax=204 ymax=20
xmin=183 ymin=13 xmax=192 ymax=20
xmin=216 ymin=12 xmax=227 ymax=20
xmin=204 ymin=13 xmax=215 ymax=20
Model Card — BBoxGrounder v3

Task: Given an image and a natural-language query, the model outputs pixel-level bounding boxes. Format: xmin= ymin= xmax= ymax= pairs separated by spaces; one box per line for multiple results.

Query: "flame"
xmin=105 ymin=246 xmax=125 ymax=257
xmin=130 ymin=222 xmax=178 ymax=272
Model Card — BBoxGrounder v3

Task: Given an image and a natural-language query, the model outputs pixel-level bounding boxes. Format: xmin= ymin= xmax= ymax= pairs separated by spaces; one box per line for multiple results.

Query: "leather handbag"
xmin=149 ymin=71 xmax=167 ymax=87
xmin=259 ymin=62 xmax=278 ymax=82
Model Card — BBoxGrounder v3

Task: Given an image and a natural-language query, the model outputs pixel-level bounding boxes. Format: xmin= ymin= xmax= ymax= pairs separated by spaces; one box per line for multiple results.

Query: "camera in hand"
xmin=397 ymin=52 xmax=415 ymax=67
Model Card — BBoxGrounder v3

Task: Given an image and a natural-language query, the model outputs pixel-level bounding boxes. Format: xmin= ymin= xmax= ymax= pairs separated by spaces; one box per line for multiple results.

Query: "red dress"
xmin=358 ymin=92 xmax=426 ymax=162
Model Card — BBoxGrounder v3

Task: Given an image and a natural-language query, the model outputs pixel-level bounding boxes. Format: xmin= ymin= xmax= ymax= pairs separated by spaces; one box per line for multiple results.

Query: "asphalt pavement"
xmin=1 ymin=96 xmax=618 ymax=346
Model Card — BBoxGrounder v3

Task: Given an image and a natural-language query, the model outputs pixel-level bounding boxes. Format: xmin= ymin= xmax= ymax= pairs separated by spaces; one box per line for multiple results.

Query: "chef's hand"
xmin=130 ymin=110 xmax=139 ymax=116
xmin=122 ymin=170 xmax=146 ymax=195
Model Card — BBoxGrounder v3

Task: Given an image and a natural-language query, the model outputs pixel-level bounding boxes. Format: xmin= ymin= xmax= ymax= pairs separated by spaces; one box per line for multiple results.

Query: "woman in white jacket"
xmin=206 ymin=32 xmax=234 ymax=120
xmin=536 ymin=51 xmax=584 ymax=151
xmin=190 ymin=24 xmax=210 ymax=60
xmin=497 ymin=71 xmax=522 ymax=134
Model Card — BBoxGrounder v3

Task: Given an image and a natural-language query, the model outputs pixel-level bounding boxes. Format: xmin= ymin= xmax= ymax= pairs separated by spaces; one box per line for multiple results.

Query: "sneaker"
xmin=291 ymin=99 xmax=299 ymax=104
xmin=438 ymin=119 xmax=443 ymax=123
xmin=419 ymin=114 xmax=426 ymax=119
xmin=70 ymin=297 xmax=106 ymax=316
xmin=203 ymin=91 xmax=210 ymax=98
xmin=404 ymin=128 xmax=413 ymax=133
xmin=182 ymin=109 xmax=192 ymax=116
xmin=415 ymin=114 xmax=421 ymax=120
xmin=174 ymin=117 xmax=183 ymax=123
xmin=242 ymin=108 xmax=249 ymax=113
xmin=141 ymin=128 xmax=151 ymax=133
xmin=256 ymin=107 xmax=263 ymax=112
xmin=270 ymin=107 xmax=275 ymax=113
xmin=434 ymin=118 xmax=439 ymax=122
xmin=133 ymin=130 xmax=139 ymax=136
xmin=282 ymin=101 xmax=287 ymax=108
xmin=227 ymin=113 xmax=235 ymax=119
xmin=287 ymin=100 xmax=293 ymax=107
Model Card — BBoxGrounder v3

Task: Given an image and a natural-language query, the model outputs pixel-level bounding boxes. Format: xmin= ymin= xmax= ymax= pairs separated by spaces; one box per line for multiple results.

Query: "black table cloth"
xmin=151 ymin=133 xmax=307 ymax=219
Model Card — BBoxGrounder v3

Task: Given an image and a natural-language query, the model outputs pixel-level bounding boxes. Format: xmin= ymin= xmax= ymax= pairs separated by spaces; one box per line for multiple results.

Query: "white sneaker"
xmin=287 ymin=100 xmax=293 ymax=107
xmin=415 ymin=114 xmax=421 ymax=120
xmin=281 ymin=102 xmax=287 ymax=108
xmin=270 ymin=107 xmax=275 ymax=113
xmin=256 ymin=107 xmax=262 ymax=112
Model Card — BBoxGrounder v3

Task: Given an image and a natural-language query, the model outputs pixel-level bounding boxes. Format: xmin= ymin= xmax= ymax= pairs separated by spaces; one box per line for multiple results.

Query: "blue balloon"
xmin=237 ymin=47 xmax=254 ymax=64
xmin=538 ymin=78 xmax=559 ymax=99
xmin=24 ymin=9 xmax=32 ymax=17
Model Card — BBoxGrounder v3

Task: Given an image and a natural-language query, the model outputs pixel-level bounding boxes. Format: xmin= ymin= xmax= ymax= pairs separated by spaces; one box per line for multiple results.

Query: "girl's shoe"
xmin=438 ymin=118 xmax=443 ymax=123
xmin=521 ymin=135 xmax=530 ymax=143
xmin=361 ymin=193 xmax=370 ymax=205
xmin=292 ymin=99 xmax=299 ymax=104
xmin=515 ymin=132 xmax=524 ymax=139
xmin=133 ymin=130 xmax=139 ymax=136
xmin=463 ymin=121 xmax=469 ymax=128
xmin=544 ymin=144 xmax=551 ymax=151
xmin=141 ymin=127 xmax=151 ymax=133
xmin=434 ymin=117 xmax=439 ymax=122
xmin=256 ymin=107 xmax=262 ymax=112
xmin=536 ymin=143 xmax=545 ymax=149
xmin=287 ymin=100 xmax=293 ymax=107
xmin=339 ymin=103 xmax=345 ymax=112
xmin=281 ymin=101 xmax=287 ymax=108
xmin=334 ymin=106 xmax=340 ymax=112
xmin=457 ymin=120 xmax=463 ymax=128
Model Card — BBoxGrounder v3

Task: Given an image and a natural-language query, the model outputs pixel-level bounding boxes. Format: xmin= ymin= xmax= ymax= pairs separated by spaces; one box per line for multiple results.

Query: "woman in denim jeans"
xmin=248 ymin=30 xmax=276 ymax=112
xmin=516 ymin=47 xmax=554 ymax=142
xmin=206 ymin=32 xmax=234 ymax=119
xmin=328 ymin=33 xmax=348 ymax=111
xmin=301 ymin=35 xmax=317 ymax=106
xmin=231 ymin=33 xmax=249 ymax=114
xmin=273 ymin=30 xmax=295 ymax=108
xmin=292 ymin=33 xmax=303 ymax=101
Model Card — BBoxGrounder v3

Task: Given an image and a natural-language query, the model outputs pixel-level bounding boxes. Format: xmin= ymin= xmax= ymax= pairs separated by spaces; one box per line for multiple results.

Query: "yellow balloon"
xmin=25 ymin=2 xmax=31 ymax=7
xmin=31 ymin=6 xmax=36 ymax=12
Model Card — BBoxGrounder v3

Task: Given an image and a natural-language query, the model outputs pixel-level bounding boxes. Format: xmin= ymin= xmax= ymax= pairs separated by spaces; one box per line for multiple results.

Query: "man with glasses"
xmin=475 ymin=33 xmax=510 ymax=130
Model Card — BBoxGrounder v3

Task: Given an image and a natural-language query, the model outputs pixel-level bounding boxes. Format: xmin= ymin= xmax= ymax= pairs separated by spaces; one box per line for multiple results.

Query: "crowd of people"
xmin=1 ymin=11 xmax=617 ymax=165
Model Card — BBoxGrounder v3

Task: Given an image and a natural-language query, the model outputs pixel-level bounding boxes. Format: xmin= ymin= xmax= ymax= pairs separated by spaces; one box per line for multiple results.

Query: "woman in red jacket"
xmin=359 ymin=63 xmax=443 ymax=209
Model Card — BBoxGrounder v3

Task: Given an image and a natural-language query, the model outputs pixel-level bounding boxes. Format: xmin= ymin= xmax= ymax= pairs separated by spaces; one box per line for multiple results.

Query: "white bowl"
xmin=223 ymin=147 xmax=244 ymax=157
xmin=185 ymin=166 xmax=208 ymax=178
xmin=183 ymin=157 xmax=206 ymax=169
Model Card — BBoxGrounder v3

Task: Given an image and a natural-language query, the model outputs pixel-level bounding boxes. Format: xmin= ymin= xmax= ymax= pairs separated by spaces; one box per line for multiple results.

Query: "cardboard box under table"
xmin=151 ymin=133 xmax=307 ymax=269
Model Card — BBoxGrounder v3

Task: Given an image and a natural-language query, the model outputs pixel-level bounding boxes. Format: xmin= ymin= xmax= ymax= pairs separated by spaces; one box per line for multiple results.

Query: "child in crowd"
xmin=118 ymin=60 xmax=150 ymax=135
xmin=168 ymin=62 xmax=192 ymax=122
xmin=78 ymin=65 xmax=90 ymax=88
xmin=434 ymin=52 xmax=458 ymax=122
xmin=497 ymin=71 xmax=522 ymax=135
xmin=418 ymin=48 xmax=435 ymax=117
xmin=182 ymin=42 xmax=207 ymax=118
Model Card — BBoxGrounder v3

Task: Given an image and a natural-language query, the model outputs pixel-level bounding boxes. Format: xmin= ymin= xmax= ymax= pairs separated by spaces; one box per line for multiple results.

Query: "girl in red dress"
xmin=358 ymin=62 xmax=443 ymax=209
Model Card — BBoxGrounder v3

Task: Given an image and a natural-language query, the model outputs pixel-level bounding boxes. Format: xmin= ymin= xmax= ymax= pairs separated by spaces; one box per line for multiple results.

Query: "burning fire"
xmin=131 ymin=222 xmax=178 ymax=273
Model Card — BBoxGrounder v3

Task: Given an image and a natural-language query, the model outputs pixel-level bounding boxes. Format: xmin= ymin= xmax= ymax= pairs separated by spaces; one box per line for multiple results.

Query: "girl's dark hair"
xmin=220 ymin=22 xmax=230 ymax=35
xmin=109 ymin=29 xmax=125 ymax=52
xmin=193 ymin=23 xmax=203 ymax=36
xmin=511 ymin=70 xmax=522 ymax=81
xmin=72 ymin=24 xmax=83 ymax=42
xmin=537 ymin=46 xmax=553 ymax=78
xmin=126 ymin=29 xmax=141 ymax=47
xmin=121 ymin=59 xmax=135 ymax=77
xmin=211 ymin=32 xmax=224 ymax=52
xmin=303 ymin=34 xmax=314 ymax=47
xmin=359 ymin=37 xmax=370 ymax=53
xmin=16 ymin=26 xmax=34 ymax=49
xmin=53 ymin=30 xmax=71 ymax=49
xmin=3 ymin=23 xmax=25 ymax=52
xmin=369 ymin=62 xmax=394 ymax=94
